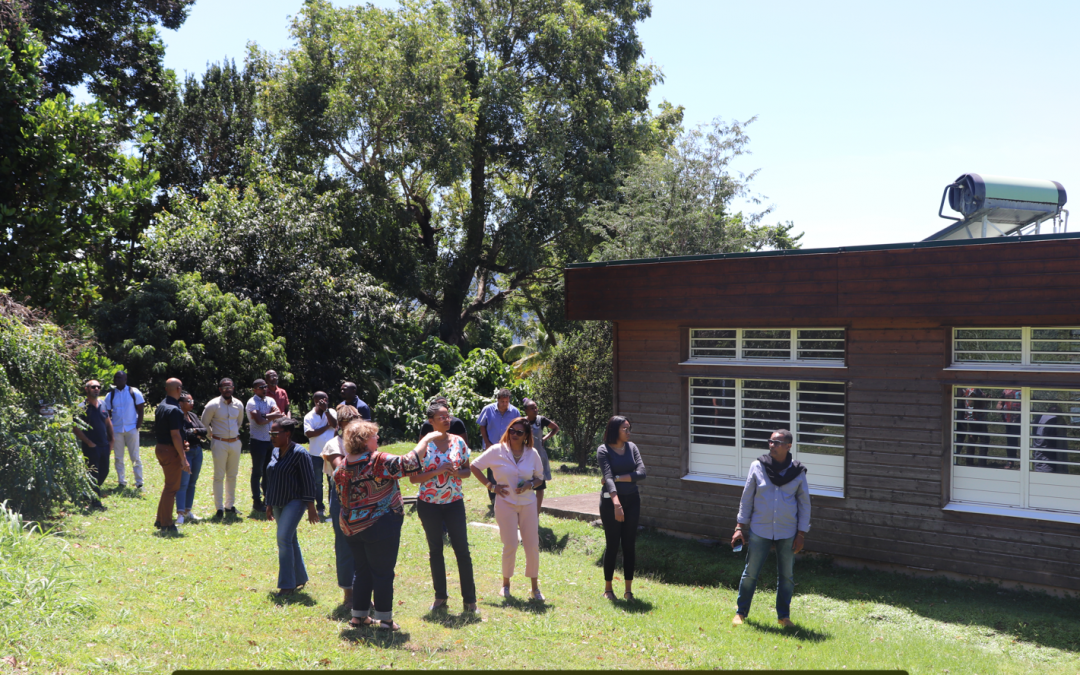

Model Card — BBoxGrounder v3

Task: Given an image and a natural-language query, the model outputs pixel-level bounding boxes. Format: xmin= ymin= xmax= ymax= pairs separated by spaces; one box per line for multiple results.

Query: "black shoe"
xmin=136 ymin=484 xmax=143 ymax=489
xmin=225 ymin=506 xmax=238 ymax=514
xmin=154 ymin=519 xmax=162 ymax=529
xmin=254 ymin=501 xmax=266 ymax=512
xmin=161 ymin=525 xmax=179 ymax=535
xmin=90 ymin=500 xmax=105 ymax=511
xmin=212 ymin=510 xmax=224 ymax=521
xmin=118 ymin=483 xmax=127 ymax=489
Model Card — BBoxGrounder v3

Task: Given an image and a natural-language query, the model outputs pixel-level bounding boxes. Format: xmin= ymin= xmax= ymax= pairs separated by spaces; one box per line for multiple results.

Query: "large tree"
xmin=258 ymin=0 xmax=672 ymax=347
xmin=586 ymin=117 xmax=802 ymax=262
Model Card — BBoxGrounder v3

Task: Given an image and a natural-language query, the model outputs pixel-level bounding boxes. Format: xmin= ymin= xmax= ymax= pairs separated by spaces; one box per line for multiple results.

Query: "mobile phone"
xmin=733 ymin=542 xmax=743 ymax=553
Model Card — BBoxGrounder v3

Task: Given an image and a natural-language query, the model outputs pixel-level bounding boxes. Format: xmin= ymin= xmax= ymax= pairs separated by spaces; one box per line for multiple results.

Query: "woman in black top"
xmin=176 ymin=391 xmax=207 ymax=524
xmin=264 ymin=418 xmax=320 ymax=595
xmin=596 ymin=415 xmax=646 ymax=601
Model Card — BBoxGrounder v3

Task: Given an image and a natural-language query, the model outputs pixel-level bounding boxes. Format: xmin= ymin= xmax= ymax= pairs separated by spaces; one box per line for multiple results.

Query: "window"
xmin=951 ymin=386 xmax=1080 ymax=517
xmin=689 ymin=328 xmax=845 ymax=365
xmin=688 ymin=377 xmax=846 ymax=494
xmin=952 ymin=327 xmax=1080 ymax=367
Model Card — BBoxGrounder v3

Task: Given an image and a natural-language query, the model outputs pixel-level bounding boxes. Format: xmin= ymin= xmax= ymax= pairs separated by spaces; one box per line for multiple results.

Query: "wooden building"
xmin=564 ymin=232 xmax=1080 ymax=591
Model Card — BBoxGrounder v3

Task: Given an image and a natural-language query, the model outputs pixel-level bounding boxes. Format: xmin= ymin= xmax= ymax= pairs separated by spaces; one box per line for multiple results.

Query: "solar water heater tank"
xmin=928 ymin=173 xmax=1068 ymax=241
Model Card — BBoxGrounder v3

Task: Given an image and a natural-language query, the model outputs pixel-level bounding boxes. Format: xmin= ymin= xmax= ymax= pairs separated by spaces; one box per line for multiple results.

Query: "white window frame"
xmin=684 ymin=328 xmax=846 ymax=368
xmin=948 ymin=385 xmax=1080 ymax=524
xmin=948 ymin=326 xmax=1080 ymax=372
xmin=684 ymin=377 xmax=846 ymax=498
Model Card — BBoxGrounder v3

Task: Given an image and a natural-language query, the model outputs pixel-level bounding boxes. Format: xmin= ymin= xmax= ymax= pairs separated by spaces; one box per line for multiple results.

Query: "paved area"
xmin=540 ymin=492 xmax=601 ymax=522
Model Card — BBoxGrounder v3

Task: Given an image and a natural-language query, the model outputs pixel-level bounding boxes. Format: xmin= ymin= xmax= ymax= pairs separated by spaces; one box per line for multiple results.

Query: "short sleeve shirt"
xmin=476 ymin=403 xmax=521 ymax=446
xmin=101 ymin=386 xmax=145 ymax=433
xmin=246 ymin=395 xmax=279 ymax=442
xmin=417 ymin=435 xmax=470 ymax=504
xmin=303 ymin=408 xmax=336 ymax=457
xmin=268 ymin=386 xmax=289 ymax=414
xmin=470 ymin=443 xmax=544 ymax=507
xmin=78 ymin=400 xmax=110 ymax=450
xmin=153 ymin=396 xmax=185 ymax=445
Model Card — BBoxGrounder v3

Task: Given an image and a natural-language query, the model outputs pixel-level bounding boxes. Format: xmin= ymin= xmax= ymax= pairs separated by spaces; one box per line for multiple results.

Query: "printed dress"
xmin=417 ymin=435 xmax=470 ymax=504
xmin=333 ymin=450 xmax=422 ymax=537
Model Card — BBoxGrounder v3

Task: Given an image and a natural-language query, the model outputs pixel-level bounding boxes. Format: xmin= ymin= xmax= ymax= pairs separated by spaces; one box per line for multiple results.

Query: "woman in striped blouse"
xmin=264 ymin=418 xmax=320 ymax=596
xmin=333 ymin=419 xmax=429 ymax=631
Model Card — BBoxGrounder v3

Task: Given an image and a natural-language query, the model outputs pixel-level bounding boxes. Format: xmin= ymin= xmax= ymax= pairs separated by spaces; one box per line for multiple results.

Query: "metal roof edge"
xmin=564 ymin=230 xmax=1080 ymax=270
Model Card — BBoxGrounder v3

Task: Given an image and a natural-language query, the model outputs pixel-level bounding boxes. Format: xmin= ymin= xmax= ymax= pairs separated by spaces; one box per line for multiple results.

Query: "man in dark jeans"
xmin=246 ymin=378 xmax=283 ymax=511
xmin=74 ymin=379 xmax=113 ymax=510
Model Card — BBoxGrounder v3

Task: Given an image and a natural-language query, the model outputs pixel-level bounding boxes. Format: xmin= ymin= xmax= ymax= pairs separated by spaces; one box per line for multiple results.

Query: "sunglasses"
xmin=87 ymin=385 xmax=101 ymax=389
xmin=507 ymin=428 xmax=526 ymax=437
xmin=768 ymin=439 xmax=787 ymax=445
xmin=272 ymin=429 xmax=291 ymax=436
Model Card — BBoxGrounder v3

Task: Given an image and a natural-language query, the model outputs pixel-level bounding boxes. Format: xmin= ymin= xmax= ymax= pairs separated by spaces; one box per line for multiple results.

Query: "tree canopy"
xmin=258 ymin=0 xmax=674 ymax=346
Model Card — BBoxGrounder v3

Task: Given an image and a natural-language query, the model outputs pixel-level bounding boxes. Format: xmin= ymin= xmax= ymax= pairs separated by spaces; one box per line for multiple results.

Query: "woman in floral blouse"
xmin=409 ymin=402 xmax=476 ymax=612
xmin=333 ymin=419 xmax=429 ymax=631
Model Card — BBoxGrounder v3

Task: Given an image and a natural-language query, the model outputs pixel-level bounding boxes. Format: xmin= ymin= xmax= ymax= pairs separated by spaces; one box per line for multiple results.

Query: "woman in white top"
xmin=470 ymin=416 xmax=545 ymax=601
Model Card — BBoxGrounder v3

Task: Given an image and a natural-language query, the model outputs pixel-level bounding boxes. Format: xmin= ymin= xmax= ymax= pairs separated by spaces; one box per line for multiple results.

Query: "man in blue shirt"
xmin=476 ymin=388 xmax=520 ymax=504
xmin=731 ymin=429 xmax=811 ymax=628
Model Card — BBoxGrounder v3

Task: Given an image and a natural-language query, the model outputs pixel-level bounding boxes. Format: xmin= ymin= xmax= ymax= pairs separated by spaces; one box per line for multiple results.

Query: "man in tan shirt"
xmin=200 ymin=377 xmax=246 ymax=520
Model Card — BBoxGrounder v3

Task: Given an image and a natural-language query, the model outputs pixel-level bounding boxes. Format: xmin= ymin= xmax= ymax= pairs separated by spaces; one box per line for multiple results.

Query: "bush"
xmin=531 ymin=322 xmax=613 ymax=469
xmin=0 ymin=310 xmax=94 ymax=518
xmin=94 ymin=272 xmax=289 ymax=404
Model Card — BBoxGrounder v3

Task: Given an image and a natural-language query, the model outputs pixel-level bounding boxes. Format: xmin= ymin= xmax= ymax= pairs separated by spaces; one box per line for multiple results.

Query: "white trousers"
xmin=210 ymin=439 xmax=242 ymax=510
xmin=112 ymin=430 xmax=143 ymax=486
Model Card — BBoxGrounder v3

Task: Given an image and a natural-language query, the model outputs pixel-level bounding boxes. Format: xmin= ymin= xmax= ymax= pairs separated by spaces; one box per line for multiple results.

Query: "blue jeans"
xmin=272 ymin=500 xmax=310 ymax=590
xmin=736 ymin=531 xmax=796 ymax=620
xmin=328 ymin=489 xmax=355 ymax=589
xmin=176 ymin=445 xmax=204 ymax=512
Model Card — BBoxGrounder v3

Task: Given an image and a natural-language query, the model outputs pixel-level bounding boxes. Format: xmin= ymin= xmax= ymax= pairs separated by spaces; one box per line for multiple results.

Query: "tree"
xmin=142 ymin=175 xmax=404 ymax=403
xmin=0 ymin=3 xmax=159 ymax=321
xmin=586 ymin=117 xmax=802 ymax=261
xmin=0 ymin=295 xmax=94 ymax=518
xmin=531 ymin=321 xmax=612 ymax=469
xmin=153 ymin=59 xmax=262 ymax=209
xmin=25 ymin=0 xmax=193 ymax=124
xmin=258 ymin=0 xmax=672 ymax=347
xmin=93 ymin=272 xmax=289 ymax=404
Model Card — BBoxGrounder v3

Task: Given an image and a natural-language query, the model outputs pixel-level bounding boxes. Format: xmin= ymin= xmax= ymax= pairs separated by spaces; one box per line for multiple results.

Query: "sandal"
xmin=348 ymin=616 xmax=373 ymax=629
xmin=623 ymin=592 xmax=635 ymax=601
xmin=375 ymin=619 xmax=400 ymax=631
xmin=602 ymin=591 xmax=617 ymax=601
xmin=429 ymin=598 xmax=447 ymax=611
xmin=464 ymin=602 xmax=479 ymax=613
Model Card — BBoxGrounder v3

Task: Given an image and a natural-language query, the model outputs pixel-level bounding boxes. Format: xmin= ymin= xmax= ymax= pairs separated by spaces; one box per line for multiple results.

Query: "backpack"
xmin=105 ymin=386 xmax=137 ymax=418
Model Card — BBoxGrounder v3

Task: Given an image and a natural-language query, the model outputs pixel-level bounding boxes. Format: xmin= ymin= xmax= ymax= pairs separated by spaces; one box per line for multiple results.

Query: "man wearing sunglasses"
xmin=731 ymin=429 xmax=811 ymax=629
xmin=74 ymin=380 xmax=113 ymax=510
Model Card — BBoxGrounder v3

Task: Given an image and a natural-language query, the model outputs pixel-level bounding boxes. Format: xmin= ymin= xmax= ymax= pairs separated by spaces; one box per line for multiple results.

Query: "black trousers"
xmin=346 ymin=512 xmax=403 ymax=620
xmin=599 ymin=492 xmax=641 ymax=582
xmin=82 ymin=445 xmax=110 ymax=499
xmin=307 ymin=454 xmax=326 ymax=511
xmin=250 ymin=439 xmax=273 ymax=504
xmin=416 ymin=498 xmax=476 ymax=604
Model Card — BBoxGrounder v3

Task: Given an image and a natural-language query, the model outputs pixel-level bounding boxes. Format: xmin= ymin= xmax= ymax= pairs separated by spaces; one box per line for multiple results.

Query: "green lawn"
xmin=3 ymin=437 xmax=1079 ymax=673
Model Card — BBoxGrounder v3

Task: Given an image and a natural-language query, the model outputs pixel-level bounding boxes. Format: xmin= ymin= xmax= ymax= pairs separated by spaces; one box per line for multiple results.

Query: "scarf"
xmin=757 ymin=452 xmax=806 ymax=487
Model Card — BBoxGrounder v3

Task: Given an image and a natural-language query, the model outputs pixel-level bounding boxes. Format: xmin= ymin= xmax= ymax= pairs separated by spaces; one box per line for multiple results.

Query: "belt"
xmin=212 ymin=435 xmax=239 ymax=443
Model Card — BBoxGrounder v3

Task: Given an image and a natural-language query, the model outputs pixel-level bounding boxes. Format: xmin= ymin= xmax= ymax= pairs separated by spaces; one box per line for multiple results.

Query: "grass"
xmin=1 ymin=436 xmax=1078 ymax=673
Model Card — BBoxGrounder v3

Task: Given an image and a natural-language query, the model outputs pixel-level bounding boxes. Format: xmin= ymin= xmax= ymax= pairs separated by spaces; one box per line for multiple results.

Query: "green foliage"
xmin=587 ymin=117 xmax=803 ymax=262
xmin=93 ymin=273 xmax=288 ymax=404
xmin=0 ymin=314 xmax=94 ymax=518
xmin=26 ymin=0 xmax=193 ymax=123
xmin=74 ymin=346 xmax=121 ymax=387
xmin=154 ymin=58 xmax=262 ymax=209
xmin=258 ymin=0 xmax=670 ymax=345
xmin=142 ymin=175 xmax=403 ymax=404
xmin=531 ymin=321 xmax=613 ymax=468
xmin=0 ymin=501 xmax=93 ymax=636
xmin=375 ymin=337 xmax=525 ymax=442
xmin=0 ymin=8 xmax=160 ymax=322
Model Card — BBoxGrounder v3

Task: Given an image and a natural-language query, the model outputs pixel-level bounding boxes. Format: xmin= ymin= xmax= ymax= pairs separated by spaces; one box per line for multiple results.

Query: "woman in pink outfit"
xmin=470 ymin=416 xmax=545 ymax=601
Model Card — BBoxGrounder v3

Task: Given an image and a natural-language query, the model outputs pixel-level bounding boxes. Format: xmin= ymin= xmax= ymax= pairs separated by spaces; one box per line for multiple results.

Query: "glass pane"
xmin=796 ymin=329 xmax=845 ymax=361
xmin=797 ymin=382 xmax=845 ymax=456
xmin=690 ymin=329 xmax=737 ymax=360
xmin=953 ymin=328 xmax=1023 ymax=364
xmin=1030 ymin=389 xmax=1080 ymax=475
xmin=741 ymin=380 xmax=790 ymax=450
xmin=952 ymin=387 xmax=1020 ymax=470
xmin=690 ymin=378 xmax=736 ymax=447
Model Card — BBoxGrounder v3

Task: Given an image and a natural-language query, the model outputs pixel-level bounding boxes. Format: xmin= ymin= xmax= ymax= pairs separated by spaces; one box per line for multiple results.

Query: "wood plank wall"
xmin=579 ymin=238 xmax=1080 ymax=591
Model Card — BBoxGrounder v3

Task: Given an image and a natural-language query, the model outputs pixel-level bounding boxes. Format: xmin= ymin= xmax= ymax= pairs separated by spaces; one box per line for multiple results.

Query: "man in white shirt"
xmin=246 ymin=378 xmax=283 ymax=511
xmin=201 ymin=378 xmax=246 ymax=519
xmin=303 ymin=392 xmax=337 ymax=518
xmin=101 ymin=371 xmax=145 ymax=489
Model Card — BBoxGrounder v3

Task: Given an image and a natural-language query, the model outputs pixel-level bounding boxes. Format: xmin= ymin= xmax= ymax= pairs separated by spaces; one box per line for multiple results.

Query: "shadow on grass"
xmin=339 ymin=624 xmax=413 ymax=649
xmin=582 ymin=525 xmax=1080 ymax=653
xmin=325 ymin=603 xmax=352 ymax=622
xmin=539 ymin=526 xmax=569 ymax=553
xmin=743 ymin=616 xmax=830 ymax=642
xmin=104 ymin=485 xmax=143 ymax=499
xmin=609 ymin=596 xmax=655 ymax=613
xmin=421 ymin=608 xmax=483 ymax=628
xmin=268 ymin=590 xmax=316 ymax=607
xmin=485 ymin=595 xmax=552 ymax=615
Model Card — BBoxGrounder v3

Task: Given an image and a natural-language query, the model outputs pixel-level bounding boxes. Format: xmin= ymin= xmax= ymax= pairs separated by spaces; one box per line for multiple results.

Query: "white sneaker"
xmin=185 ymin=512 xmax=200 ymax=523
xmin=175 ymin=514 xmax=185 ymax=526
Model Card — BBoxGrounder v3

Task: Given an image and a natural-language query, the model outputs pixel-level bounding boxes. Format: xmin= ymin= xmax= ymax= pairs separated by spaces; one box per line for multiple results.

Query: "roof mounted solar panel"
xmin=927 ymin=173 xmax=1068 ymax=241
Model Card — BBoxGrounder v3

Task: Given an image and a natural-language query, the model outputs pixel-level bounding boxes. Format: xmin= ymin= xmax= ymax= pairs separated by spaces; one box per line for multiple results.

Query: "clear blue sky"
xmin=161 ymin=0 xmax=1080 ymax=249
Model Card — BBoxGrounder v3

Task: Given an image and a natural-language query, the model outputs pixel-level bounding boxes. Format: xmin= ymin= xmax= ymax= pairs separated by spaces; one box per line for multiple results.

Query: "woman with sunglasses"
xmin=470 ymin=417 xmax=545 ymax=601
xmin=264 ymin=418 xmax=320 ymax=596
xmin=597 ymin=415 xmax=646 ymax=601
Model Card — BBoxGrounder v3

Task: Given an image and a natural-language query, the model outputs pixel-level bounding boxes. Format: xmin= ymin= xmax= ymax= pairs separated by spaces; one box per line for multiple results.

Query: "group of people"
xmin=77 ymin=371 xmax=811 ymax=631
